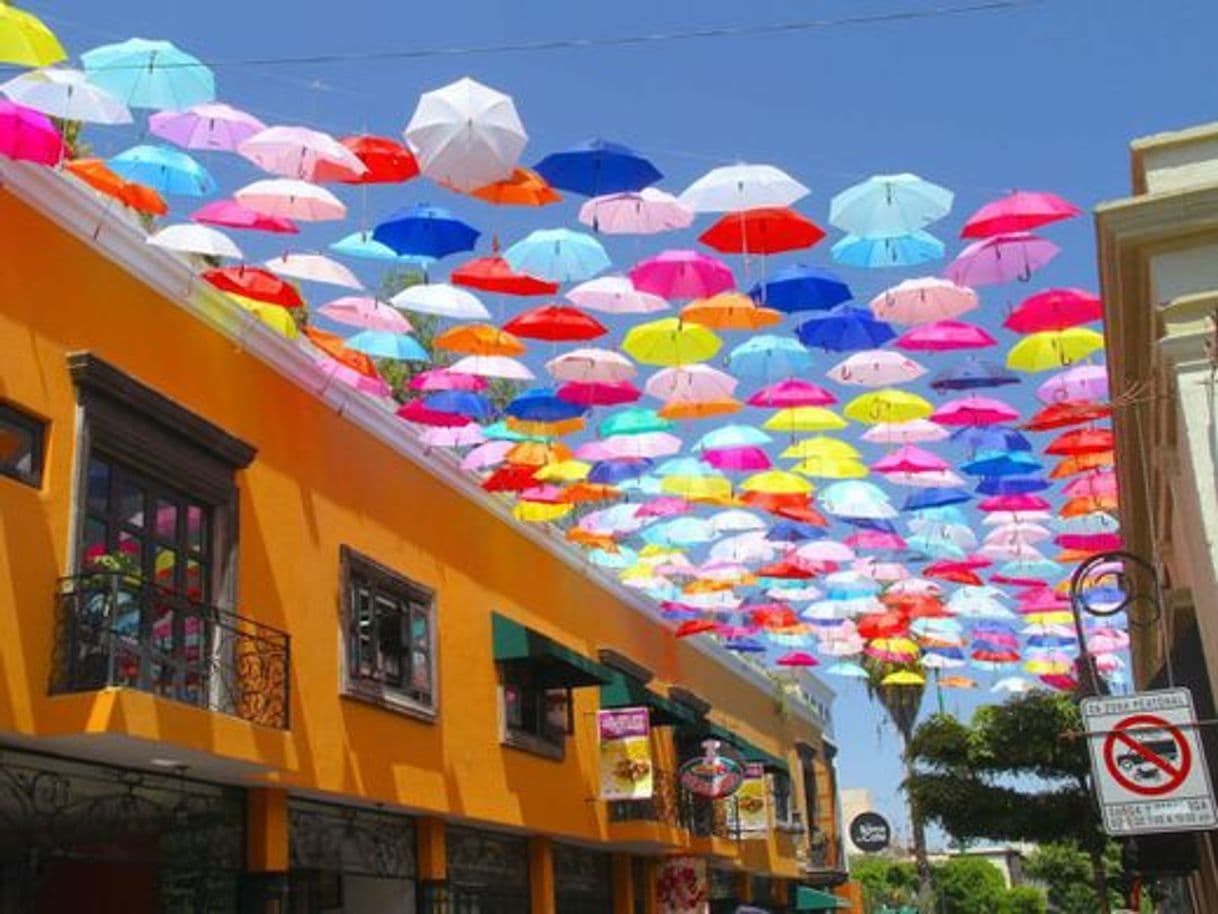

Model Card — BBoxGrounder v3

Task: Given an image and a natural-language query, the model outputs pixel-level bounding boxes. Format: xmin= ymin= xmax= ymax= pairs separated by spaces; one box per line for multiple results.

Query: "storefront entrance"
xmin=554 ymin=843 xmax=613 ymax=914
xmin=446 ymin=826 xmax=531 ymax=914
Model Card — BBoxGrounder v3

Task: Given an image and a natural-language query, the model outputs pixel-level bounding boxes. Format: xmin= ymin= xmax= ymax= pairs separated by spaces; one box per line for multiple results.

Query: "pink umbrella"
xmin=1086 ymin=628 xmax=1130 ymax=654
xmin=578 ymin=188 xmax=693 ymax=234
xmin=318 ymin=296 xmax=412 ymax=333
xmin=869 ymin=277 xmax=977 ymax=324
xmin=566 ymin=276 xmax=668 ymax=314
xmin=238 ymin=125 xmax=367 ymax=181
xmin=871 ymin=445 xmax=949 ymax=474
xmin=861 ymin=419 xmax=949 ymax=444
xmin=748 ymin=378 xmax=837 ymax=407
xmin=0 ymin=100 xmax=64 ymax=165
xmin=645 ymin=364 xmax=737 ymax=401
xmin=932 ymin=395 xmax=1020 ymax=426
xmin=1036 ymin=365 xmax=1108 ymax=404
xmin=894 ymin=320 xmax=996 ymax=351
xmin=945 ymin=232 xmax=1061 ymax=287
xmin=776 ymin=651 xmax=819 ymax=668
xmin=1017 ymin=589 xmax=1069 ymax=613
xmin=1056 ymin=532 xmax=1122 ymax=552
xmin=629 ymin=250 xmax=734 ymax=300
xmin=191 ymin=199 xmax=299 ymax=234
xmin=637 ymin=496 xmax=692 ymax=518
xmin=882 ymin=469 xmax=965 ymax=488
xmin=961 ymin=190 xmax=1081 ymax=238
xmin=600 ymin=431 xmax=684 ymax=458
xmin=557 ymin=381 xmax=641 ymax=407
xmin=150 ymin=103 xmax=267 ymax=152
xmin=701 ymin=447 xmax=771 ymax=472
xmin=264 ymin=253 xmax=363 ymax=290
xmin=1061 ymin=471 xmax=1117 ymax=498
xmin=519 ymin=485 xmax=564 ymax=504
xmin=1004 ymin=288 xmax=1103 ymax=333
xmin=315 ymin=355 xmax=391 ymax=398
xmin=409 ymin=369 xmax=487 ymax=393
xmin=419 ymin=424 xmax=486 ymax=448
xmin=461 ymin=440 xmax=513 ymax=471
xmin=979 ymin=494 xmax=1050 ymax=512
xmin=828 ymin=350 xmax=926 ymax=386
xmin=798 ymin=541 xmax=856 ymax=563
xmin=845 ymin=530 xmax=907 ymax=551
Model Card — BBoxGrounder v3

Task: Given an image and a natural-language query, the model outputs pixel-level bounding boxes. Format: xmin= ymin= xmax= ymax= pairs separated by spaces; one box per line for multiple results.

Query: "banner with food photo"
xmin=736 ymin=763 xmax=770 ymax=837
xmin=597 ymin=707 xmax=653 ymax=800
xmin=657 ymin=856 xmax=708 ymax=914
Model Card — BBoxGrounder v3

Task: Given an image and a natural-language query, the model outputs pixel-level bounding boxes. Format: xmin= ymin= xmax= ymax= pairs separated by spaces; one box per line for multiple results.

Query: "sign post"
xmin=1081 ymin=688 xmax=1218 ymax=835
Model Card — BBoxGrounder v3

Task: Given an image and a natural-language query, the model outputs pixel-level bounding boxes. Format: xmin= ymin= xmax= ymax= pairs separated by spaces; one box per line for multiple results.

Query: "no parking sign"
xmin=1082 ymin=688 xmax=1218 ymax=835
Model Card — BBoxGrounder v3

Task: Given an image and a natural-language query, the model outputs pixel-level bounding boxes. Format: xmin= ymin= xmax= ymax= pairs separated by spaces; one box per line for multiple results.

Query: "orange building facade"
xmin=0 ymin=161 xmax=853 ymax=914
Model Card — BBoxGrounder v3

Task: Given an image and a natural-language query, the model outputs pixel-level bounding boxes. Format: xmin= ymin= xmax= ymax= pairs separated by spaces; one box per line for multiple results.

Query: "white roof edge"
xmin=1 ymin=160 xmax=834 ymax=732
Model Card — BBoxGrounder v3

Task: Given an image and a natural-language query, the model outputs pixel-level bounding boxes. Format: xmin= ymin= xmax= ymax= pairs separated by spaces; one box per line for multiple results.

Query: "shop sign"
xmin=678 ymin=739 xmax=745 ymax=799
xmin=736 ymin=763 xmax=770 ymax=838
xmin=849 ymin=811 xmax=891 ymax=853
xmin=657 ymin=856 xmax=708 ymax=914
xmin=597 ymin=706 xmax=654 ymax=801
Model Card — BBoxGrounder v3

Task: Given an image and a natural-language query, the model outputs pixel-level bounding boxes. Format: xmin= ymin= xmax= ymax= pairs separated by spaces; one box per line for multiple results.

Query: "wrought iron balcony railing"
xmin=607 ymin=767 xmax=740 ymax=840
xmin=52 ymin=572 xmax=290 ymax=729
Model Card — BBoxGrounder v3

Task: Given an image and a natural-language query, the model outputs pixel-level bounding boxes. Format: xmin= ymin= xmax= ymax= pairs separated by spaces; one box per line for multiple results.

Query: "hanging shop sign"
xmin=736 ymin=763 xmax=770 ymax=837
xmin=597 ymin=706 xmax=654 ymax=801
xmin=1082 ymin=688 xmax=1218 ymax=836
xmin=657 ymin=856 xmax=709 ymax=914
xmin=679 ymin=739 xmax=745 ymax=799
xmin=849 ymin=811 xmax=892 ymax=853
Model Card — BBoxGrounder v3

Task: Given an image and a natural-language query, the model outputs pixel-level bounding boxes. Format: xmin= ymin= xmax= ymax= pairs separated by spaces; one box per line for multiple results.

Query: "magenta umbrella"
xmin=637 ymin=496 xmax=692 ymax=518
xmin=0 ymin=99 xmax=64 ymax=165
xmin=871 ymin=445 xmax=949 ymax=474
xmin=556 ymin=380 xmax=641 ymax=407
xmin=1036 ymin=365 xmax=1108 ymax=404
xmin=192 ymin=199 xmax=299 ymax=234
xmin=894 ymin=320 xmax=996 ymax=352
xmin=150 ymin=103 xmax=267 ymax=152
xmin=409 ymin=369 xmax=488 ymax=393
xmin=932 ymin=395 xmax=1020 ymax=426
xmin=945 ymin=232 xmax=1060 ymax=286
xmin=748 ymin=378 xmax=837 ymax=407
xmin=701 ymin=447 xmax=771 ymax=472
xmin=629 ymin=249 xmax=734 ymax=300
xmin=846 ymin=530 xmax=907 ymax=551
xmin=961 ymin=190 xmax=1081 ymax=239
xmin=1061 ymin=471 xmax=1117 ymax=499
xmin=1004 ymin=287 xmax=1103 ymax=332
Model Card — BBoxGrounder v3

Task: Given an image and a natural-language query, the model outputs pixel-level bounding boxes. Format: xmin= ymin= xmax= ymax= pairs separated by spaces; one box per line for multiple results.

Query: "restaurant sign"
xmin=597 ymin=707 xmax=654 ymax=801
xmin=679 ymin=739 xmax=745 ymax=799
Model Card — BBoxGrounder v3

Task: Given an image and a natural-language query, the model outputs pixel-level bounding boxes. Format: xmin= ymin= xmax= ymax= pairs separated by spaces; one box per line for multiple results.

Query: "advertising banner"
xmin=597 ymin=707 xmax=653 ymax=800
xmin=657 ymin=856 xmax=708 ymax=914
xmin=736 ymin=763 xmax=770 ymax=837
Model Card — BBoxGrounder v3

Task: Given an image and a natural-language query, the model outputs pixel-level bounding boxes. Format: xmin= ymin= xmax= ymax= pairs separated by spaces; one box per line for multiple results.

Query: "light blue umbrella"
xmin=344 ymin=330 xmax=429 ymax=362
xmin=330 ymin=230 xmax=436 ymax=267
xmin=1058 ymin=512 xmax=1120 ymax=535
xmin=829 ymin=172 xmax=953 ymax=237
xmin=655 ymin=456 xmax=715 ymax=478
xmin=82 ymin=38 xmax=215 ymax=110
xmin=727 ymin=335 xmax=812 ymax=381
xmin=109 ymin=144 xmax=215 ymax=196
xmin=824 ymin=662 xmax=869 ymax=679
xmin=588 ymin=546 xmax=638 ymax=570
xmin=481 ymin=421 xmax=543 ymax=443
xmin=641 ymin=517 xmax=715 ymax=547
xmin=694 ymin=424 xmax=772 ymax=451
xmin=831 ymin=230 xmax=944 ymax=268
xmin=503 ymin=228 xmax=610 ymax=283
xmin=818 ymin=481 xmax=895 ymax=519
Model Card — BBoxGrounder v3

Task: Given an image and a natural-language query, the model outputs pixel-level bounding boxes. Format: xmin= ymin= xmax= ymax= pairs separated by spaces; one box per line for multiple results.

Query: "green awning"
xmin=600 ymin=671 xmax=699 ymax=727
xmin=794 ymin=887 xmax=848 ymax=911
xmin=492 ymin=613 xmax=615 ymax=688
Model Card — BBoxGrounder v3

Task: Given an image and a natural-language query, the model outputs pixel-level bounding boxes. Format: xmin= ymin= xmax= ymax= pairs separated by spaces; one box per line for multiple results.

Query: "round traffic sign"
xmin=1102 ymin=713 xmax=1191 ymax=797
xmin=849 ymin=811 xmax=891 ymax=853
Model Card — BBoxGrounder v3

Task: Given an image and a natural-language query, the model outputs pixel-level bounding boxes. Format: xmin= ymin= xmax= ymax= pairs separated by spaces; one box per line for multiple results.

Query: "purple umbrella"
xmin=945 ymin=232 xmax=1060 ymax=286
xmin=1036 ymin=364 xmax=1108 ymax=404
xmin=150 ymin=103 xmax=267 ymax=152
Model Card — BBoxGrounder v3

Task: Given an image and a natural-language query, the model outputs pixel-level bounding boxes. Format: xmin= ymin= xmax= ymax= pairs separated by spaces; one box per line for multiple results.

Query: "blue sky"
xmin=34 ymin=0 xmax=1218 ymax=847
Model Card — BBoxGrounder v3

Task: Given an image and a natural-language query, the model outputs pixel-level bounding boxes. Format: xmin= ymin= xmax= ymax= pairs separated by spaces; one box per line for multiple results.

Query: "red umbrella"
xmin=481 ymin=464 xmax=541 ymax=492
xmin=1003 ymin=287 xmax=1103 ymax=333
xmin=857 ymin=611 xmax=908 ymax=640
xmin=314 ymin=135 xmax=419 ymax=184
xmin=924 ymin=565 xmax=983 ymax=586
xmin=1022 ymin=401 xmax=1111 ymax=431
xmin=755 ymin=557 xmax=820 ymax=580
xmin=1045 ymin=427 xmax=1113 ymax=456
xmin=556 ymin=381 xmax=641 ymax=407
xmin=451 ymin=255 xmax=559 ymax=296
xmin=204 ymin=266 xmax=304 ymax=308
xmin=395 ymin=399 xmax=472 ymax=428
xmin=675 ymin=618 xmax=720 ymax=638
xmin=775 ymin=651 xmax=819 ymax=668
xmin=698 ymin=207 xmax=826 ymax=255
xmin=972 ymin=648 xmax=1021 ymax=664
xmin=960 ymin=190 xmax=1081 ymax=238
xmin=750 ymin=605 xmax=800 ymax=629
xmin=503 ymin=304 xmax=607 ymax=341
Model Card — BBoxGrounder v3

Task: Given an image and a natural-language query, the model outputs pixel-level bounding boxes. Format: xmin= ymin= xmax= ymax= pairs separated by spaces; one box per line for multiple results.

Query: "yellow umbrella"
xmin=740 ymin=470 xmax=813 ymax=495
xmin=505 ymin=441 xmax=573 ymax=466
xmin=506 ymin=416 xmax=586 ymax=438
xmin=1024 ymin=656 xmax=1071 ymax=675
xmin=1021 ymin=610 xmax=1074 ymax=626
xmin=638 ymin=544 xmax=683 ymax=560
xmin=660 ymin=474 xmax=733 ymax=501
xmin=434 ymin=323 xmax=525 ymax=356
xmin=681 ymin=293 xmax=783 ymax=331
xmin=0 ymin=5 xmax=67 ymax=67
xmin=230 ymin=295 xmax=299 ymax=339
xmin=621 ymin=317 xmax=722 ymax=366
xmin=1006 ymin=328 xmax=1105 ymax=372
xmin=781 ymin=436 xmax=861 ymax=461
xmin=533 ymin=459 xmax=591 ymax=482
xmin=881 ymin=670 xmax=926 ymax=686
xmin=762 ymin=406 xmax=847 ymax=433
xmin=513 ymin=501 xmax=572 ymax=523
xmin=871 ymin=637 xmax=920 ymax=658
xmin=791 ymin=457 xmax=869 ymax=479
xmin=844 ymin=388 xmax=933 ymax=425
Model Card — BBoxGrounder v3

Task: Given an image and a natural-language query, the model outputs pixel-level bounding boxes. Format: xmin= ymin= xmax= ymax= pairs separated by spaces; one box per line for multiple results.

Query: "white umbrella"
xmin=566 ymin=276 xmax=667 ymax=314
xmin=264 ymin=253 xmax=363 ymax=290
xmin=978 ymin=542 xmax=1047 ymax=562
xmin=982 ymin=510 xmax=1053 ymax=526
xmin=147 ymin=223 xmax=242 ymax=259
xmin=992 ymin=677 xmax=1035 ymax=694
xmin=644 ymin=364 xmax=737 ymax=401
xmin=391 ymin=283 xmax=489 ymax=320
xmin=860 ymin=419 xmax=949 ymax=444
xmin=797 ymin=540 xmax=857 ymax=563
xmin=828 ymin=350 xmax=927 ymax=387
xmin=707 ymin=531 xmax=776 ymax=564
xmin=882 ymin=470 xmax=966 ymax=489
xmin=545 ymin=348 xmax=636 ymax=383
xmin=234 ymin=178 xmax=346 ymax=221
xmin=578 ymin=188 xmax=693 ymax=234
xmin=707 ymin=509 xmax=767 ymax=534
xmin=678 ymin=163 xmax=809 ymax=213
xmin=983 ymin=523 xmax=1053 ymax=546
xmin=1 ymin=67 xmax=131 ymax=124
xmin=449 ymin=354 xmax=534 ymax=380
xmin=404 ymin=76 xmax=526 ymax=191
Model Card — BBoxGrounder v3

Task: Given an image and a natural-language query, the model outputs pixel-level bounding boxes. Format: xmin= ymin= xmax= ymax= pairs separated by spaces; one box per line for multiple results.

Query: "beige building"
xmin=1097 ymin=121 xmax=1218 ymax=912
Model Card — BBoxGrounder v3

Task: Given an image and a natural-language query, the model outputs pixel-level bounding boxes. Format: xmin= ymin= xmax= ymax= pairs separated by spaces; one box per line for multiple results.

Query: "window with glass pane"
xmin=771 ymin=771 xmax=794 ymax=825
xmin=0 ymin=401 xmax=46 ymax=488
xmin=501 ymin=664 xmax=570 ymax=751
xmin=343 ymin=550 xmax=435 ymax=711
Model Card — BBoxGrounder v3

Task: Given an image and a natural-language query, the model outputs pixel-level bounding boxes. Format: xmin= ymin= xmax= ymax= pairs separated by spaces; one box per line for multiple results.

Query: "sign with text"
xmin=597 ymin=707 xmax=653 ymax=801
xmin=736 ymin=763 xmax=770 ymax=837
xmin=1082 ymin=688 xmax=1218 ymax=836
xmin=849 ymin=811 xmax=892 ymax=853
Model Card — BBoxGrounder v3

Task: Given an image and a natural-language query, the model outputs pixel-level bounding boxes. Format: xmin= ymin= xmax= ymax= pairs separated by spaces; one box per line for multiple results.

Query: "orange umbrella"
xmin=684 ymin=578 xmax=735 ymax=594
xmin=1061 ymin=494 xmax=1119 ymax=516
xmin=658 ymin=398 xmax=742 ymax=420
xmin=469 ymin=168 xmax=561 ymax=207
xmin=434 ymin=323 xmax=526 ymax=356
xmin=681 ymin=293 xmax=783 ymax=331
xmin=506 ymin=416 xmax=586 ymax=437
xmin=304 ymin=327 xmax=378 ymax=378
xmin=559 ymin=482 xmax=621 ymax=504
xmin=567 ymin=528 xmax=618 ymax=550
xmin=506 ymin=441 xmax=573 ymax=466
xmin=1050 ymin=451 xmax=1114 ymax=479
xmin=66 ymin=158 xmax=168 ymax=216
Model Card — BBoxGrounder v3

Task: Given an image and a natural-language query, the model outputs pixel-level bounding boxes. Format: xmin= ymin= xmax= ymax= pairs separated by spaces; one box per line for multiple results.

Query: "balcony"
xmin=608 ymin=767 xmax=741 ymax=848
xmin=52 ymin=572 xmax=290 ymax=729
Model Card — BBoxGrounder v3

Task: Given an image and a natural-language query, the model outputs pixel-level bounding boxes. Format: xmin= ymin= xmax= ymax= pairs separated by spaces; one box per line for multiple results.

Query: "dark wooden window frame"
xmin=0 ymin=398 xmax=48 ymax=489
xmin=339 ymin=545 xmax=438 ymax=721
xmin=499 ymin=664 xmax=572 ymax=761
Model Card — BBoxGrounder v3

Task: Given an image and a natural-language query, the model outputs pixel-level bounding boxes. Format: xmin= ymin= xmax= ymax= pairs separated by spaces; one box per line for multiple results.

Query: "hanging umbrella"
xmin=763 ymin=407 xmax=847 ymax=433
xmin=818 ymin=481 xmax=895 ymax=519
xmin=330 ymin=231 xmax=433 ymax=264
xmin=630 ymin=249 xmax=734 ymax=300
xmin=1004 ymin=287 xmax=1103 ymax=332
xmin=796 ymin=305 xmax=895 ymax=352
xmin=933 ymin=396 xmax=1020 ymax=426
xmin=951 ymin=424 xmax=1031 ymax=453
xmin=645 ymin=364 xmax=737 ymax=402
xmin=505 ymin=388 xmax=590 ymax=424
xmin=929 ymin=359 xmax=1019 ymax=392
xmin=830 ymin=173 xmax=953 ymax=236
xmin=750 ymin=264 xmax=851 ymax=313
xmin=682 ymin=293 xmax=781 ymax=331
xmin=869 ymin=277 xmax=977 ymax=324
xmin=782 ymin=437 xmax=860 ymax=461
xmin=828 ymin=350 xmax=925 ymax=387
xmin=945 ymin=232 xmax=1060 ymax=286
xmin=557 ymin=381 xmax=640 ymax=407
xmin=451 ymin=255 xmax=558 ymax=296
xmin=1036 ymin=365 xmax=1109 ymax=404
xmin=347 ymin=330 xmax=430 ymax=362
xmin=599 ymin=408 xmax=673 ymax=437
xmin=418 ymin=424 xmax=486 ymax=449
xmin=150 ymin=102 xmax=266 ymax=152
xmin=404 ymin=76 xmax=526 ymax=191
xmin=1046 ymin=428 xmax=1114 ymax=456
xmin=503 ymin=228 xmax=610 ymax=282
xmin=750 ymin=379 xmax=837 ymax=408
xmin=622 ymin=318 xmax=722 ymax=366
xmin=546 ymin=348 xmax=635 ymax=383
xmin=871 ymin=446 xmax=948 ymax=474
xmin=961 ymin=190 xmax=1081 ymax=238
xmin=678 ymin=163 xmax=809 ymax=212
xmin=450 ymin=355 xmax=535 ymax=381
xmin=317 ymin=135 xmax=419 ymax=184
xmin=147 ymin=223 xmax=242 ymax=259
xmin=236 ymin=296 xmax=299 ymax=339
xmin=392 ymin=283 xmax=490 ymax=320
xmin=533 ymin=138 xmax=660 ymax=195
xmin=728 ymin=335 xmax=813 ymax=381
xmin=831 ymin=230 xmax=944 ymax=268
xmin=264 ymin=253 xmax=362 ymax=290
xmin=566 ymin=275 xmax=666 ymax=314
xmin=1 ymin=67 xmax=131 ymax=124
xmin=1007 ymin=328 xmax=1105 ymax=372
xmin=0 ymin=6 xmax=66 ymax=67
xmin=463 ymin=166 xmax=558 ymax=206
xmin=412 ymin=369 xmax=487 ymax=393
xmin=504 ymin=304 xmax=607 ymax=341
xmin=861 ymin=419 xmax=948 ymax=444
xmin=844 ymin=389 xmax=933 ymax=424
xmin=418 ymin=390 xmax=493 ymax=421
xmin=1023 ymin=401 xmax=1112 ymax=431
xmin=894 ymin=320 xmax=996 ymax=351
xmin=202 ymin=266 xmax=303 ymax=307
xmin=192 ymin=199 xmax=298 ymax=234
xmin=434 ymin=324 xmax=523 ymax=357
xmin=578 ymin=187 xmax=692 ymax=234
xmin=698 ymin=207 xmax=825 ymax=255
xmin=0 ymin=99 xmax=62 ymax=164
xmin=318 ymin=296 xmax=412 ymax=333
xmin=962 ymin=451 xmax=1043 ymax=477
xmin=81 ymin=38 xmax=214 ymax=110
xmin=374 ymin=203 xmax=479 ymax=258
xmin=235 ymin=178 xmax=346 ymax=221
xmin=109 ymin=144 xmax=215 ymax=196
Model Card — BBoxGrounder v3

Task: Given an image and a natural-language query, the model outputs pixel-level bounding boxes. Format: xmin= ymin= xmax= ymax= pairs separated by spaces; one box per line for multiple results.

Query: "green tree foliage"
xmin=931 ymin=857 xmax=1007 ymax=914
xmin=849 ymin=857 xmax=919 ymax=911
xmin=1025 ymin=841 xmax=1130 ymax=914
xmin=998 ymin=885 xmax=1046 ymax=914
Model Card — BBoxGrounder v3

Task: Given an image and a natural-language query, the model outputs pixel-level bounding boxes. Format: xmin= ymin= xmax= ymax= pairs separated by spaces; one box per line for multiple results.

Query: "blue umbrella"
xmin=344 ymin=330 xmax=429 ymax=362
xmin=902 ymin=487 xmax=972 ymax=511
xmin=330 ymin=230 xmax=436 ymax=267
xmin=503 ymin=228 xmax=610 ymax=282
xmin=109 ymin=144 xmax=215 ymax=196
xmin=588 ymin=458 xmax=653 ymax=485
xmin=842 ymin=516 xmax=899 ymax=534
xmin=504 ymin=387 xmax=589 ymax=423
xmin=373 ymin=204 xmax=480 ymax=259
xmin=533 ymin=138 xmax=662 ymax=196
xmin=766 ymin=520 xmax=824 ymax=543
xmin=423 ymin=390 xmax=494 ymax=422
xmin=930 ymin=359 xmax=1020 ymax=392
xmin=829 ymin=172 xmax=954 ymax=237
xmin=724 ymin=637 xmax=767 ymax=654
xmin=796 ymin=305 xmax=896 ymax=352
xmin=727 ymin=335 xmax=812 ymax=381
xmin=951 ymin=425 xmax=1032 ymax=454
xmin=749 ymin=264 xmax=852 ymax=313
xmin=961 ymin=451 xmax=1043 ymax=478
xmin=831 ymin=230 xmax=944 ymax=268
xmin=975 ymin=474 xmax=1051 ymax=495
xmin=82 ymin=38 xmax=215 ymax=110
